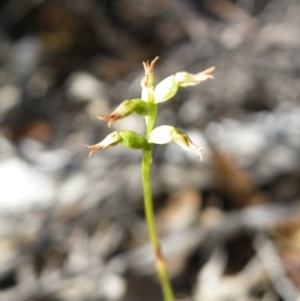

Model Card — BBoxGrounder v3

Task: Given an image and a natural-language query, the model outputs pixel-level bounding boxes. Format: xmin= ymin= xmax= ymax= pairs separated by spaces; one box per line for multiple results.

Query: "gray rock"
xmin=66 ymin=72 xmax=108 ymax=103
xmin=0 ymin=85 xmax=21 ymax=121
xmin=0 ymin=158 xmax=55 ymax=212
xmin=8 ymin=36 xmax=42 ymax=85
xmin=19 ymin=138 xmax=72 ymax=172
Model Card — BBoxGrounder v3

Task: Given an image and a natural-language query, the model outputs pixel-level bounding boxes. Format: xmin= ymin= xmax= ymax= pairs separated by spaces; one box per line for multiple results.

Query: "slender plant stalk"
xmin=142 ymin=103 xmax=175 ymax=301
xmin=86 ymin=57 xmax=215 ymax=301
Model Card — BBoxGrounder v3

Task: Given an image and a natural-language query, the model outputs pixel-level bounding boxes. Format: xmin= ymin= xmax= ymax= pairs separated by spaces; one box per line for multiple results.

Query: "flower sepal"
xmin=153 ymin=75 xmax=179 ymax=103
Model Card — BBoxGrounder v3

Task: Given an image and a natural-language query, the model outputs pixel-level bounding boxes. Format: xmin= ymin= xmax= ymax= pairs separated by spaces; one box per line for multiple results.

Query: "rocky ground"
xmin=1 ymin=0 xmax=300 ymax=301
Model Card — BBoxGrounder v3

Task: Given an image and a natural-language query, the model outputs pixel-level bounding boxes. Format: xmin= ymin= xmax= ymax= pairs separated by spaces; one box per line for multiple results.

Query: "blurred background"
xmin=1 ymin=0 xmax=300 ymax=300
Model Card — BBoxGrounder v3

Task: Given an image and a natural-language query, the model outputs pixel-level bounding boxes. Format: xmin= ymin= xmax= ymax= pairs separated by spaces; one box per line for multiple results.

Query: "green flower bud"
xmin=119 ymin=130 xmax=147 ymax=149
xmin=153 ymin=75 xmax=179 ymax=103
xmin=174 ymin=66 xmax=215 ymax=87
xmin=98 ymin=99 xmax=151 ymax=127
xmin=131 ymin=99 xmax=152 ymax=115
xmin=85 ymin=131 xmax=121 ymax=157
xmin=148 ymin=126 xmax=204 ymax=160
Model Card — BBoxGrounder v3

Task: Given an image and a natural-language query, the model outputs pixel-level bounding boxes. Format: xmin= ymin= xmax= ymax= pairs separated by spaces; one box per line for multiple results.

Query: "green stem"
xmin=141 ymin=105 xmax=175 ymax=301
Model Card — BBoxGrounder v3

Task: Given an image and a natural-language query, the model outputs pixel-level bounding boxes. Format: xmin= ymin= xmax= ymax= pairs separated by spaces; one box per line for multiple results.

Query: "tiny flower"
xmin=171 ymin=128 xmax=204 ymax=161
xmin=148 ymin=126 xmax=204 ymax=160
xmin=141 ymin=57 xmax=159 ymax=101
xmin=174 ymin=66 xmax=215 ymax=87
xmin=153 ymin=66 xmax=215 ymax=103
xmin=85 ymin=131 xmax=121 ymax=157
xmin=98 ymin=99 xmax=152 ymax=127
xmin=98 ymin=100 xmax=134 ymax=127
xmin=85 ymin=130 xmax=147 ymax=157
